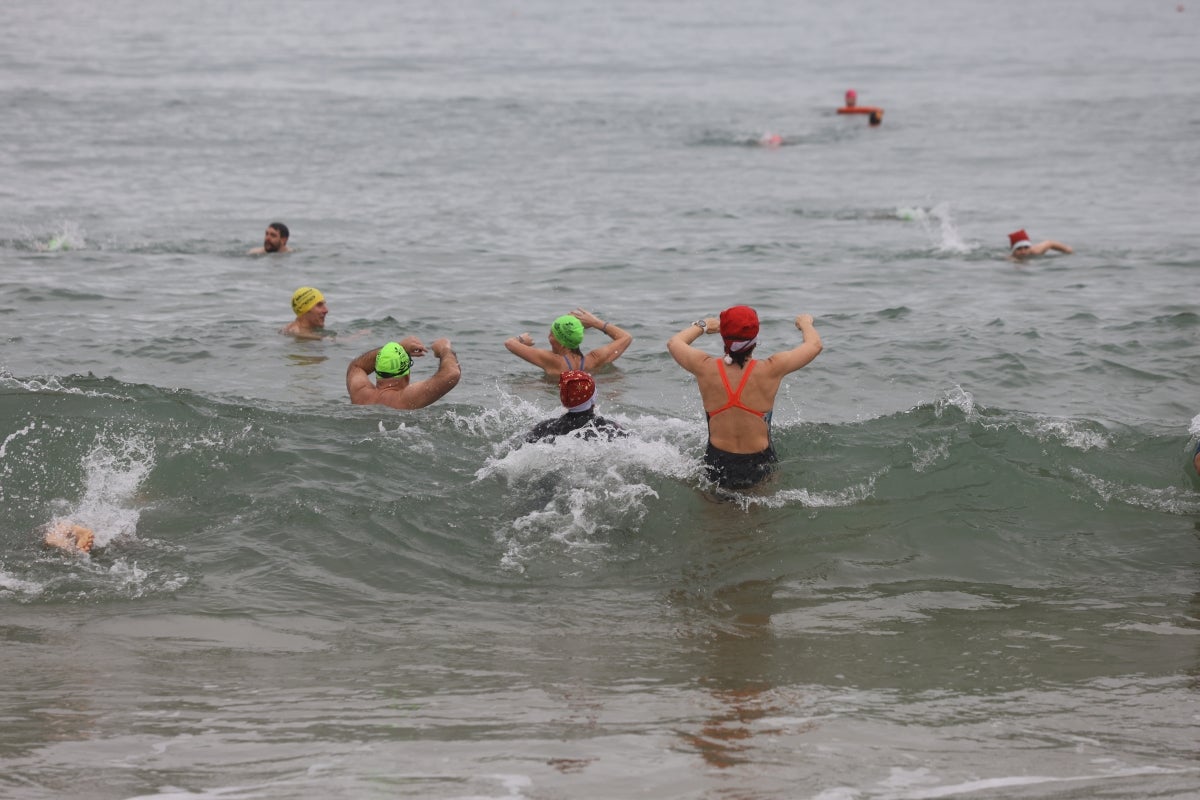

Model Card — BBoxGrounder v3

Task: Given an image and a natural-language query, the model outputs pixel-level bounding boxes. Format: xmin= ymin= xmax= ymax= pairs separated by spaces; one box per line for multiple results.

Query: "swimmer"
xmin=505 ymin=308 xmax=633 ymax=378
xmin=248 ymin=222 xmax=291 ymax=255
xmin=1008 ymin=229 xmax=1073 ymax=261
xmin=667 ymin=307 xmax=822 ymax=490
xmin=43 ymin=520 xmax=94 ymax=554
xmin=525 ymin=370 xmax=625 ymax=443
xmin=281 ymin=287 xmax=328 ymax=339
xmin=1194 ymin=441 xmax=1200 ymax=475
xmin=346 ymin=339 xmax=460 ymax=410
xmin=837 ymin=89 xmax=882 ymax=116
xmin=869 ymin=109 xmax=884 ymax=126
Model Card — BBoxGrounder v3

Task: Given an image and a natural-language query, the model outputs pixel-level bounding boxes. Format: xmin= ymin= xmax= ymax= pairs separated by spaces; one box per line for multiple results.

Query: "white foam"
xmin=21 ymin=219 xmax=87 ymax=252
xmin=70 ymin=435 xmax=155 ymax=548
xmin=933 ymin=385 xmax=975 ymax=419
xmin=910 ymin=202 xmax=977 ymax=254
xmin=0 ymin=569 xmax=44 ymax=597
xmin=1070 ymin=466 xmax=1200 ymax=515
xmin=1031 ymin=417 xmax=1109 ymax=450
xmin=0 ymin=371 xmax=126 ymax=399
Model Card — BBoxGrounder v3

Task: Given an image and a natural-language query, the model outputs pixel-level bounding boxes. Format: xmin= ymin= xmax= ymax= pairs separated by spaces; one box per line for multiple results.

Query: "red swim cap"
xmin=559 ymin=370 xmax=595 ymax=409
xmin=719 ymin=305 xmax=759 ymax=342
xmin=1008 ymin=229 xmax=1032 ymax=251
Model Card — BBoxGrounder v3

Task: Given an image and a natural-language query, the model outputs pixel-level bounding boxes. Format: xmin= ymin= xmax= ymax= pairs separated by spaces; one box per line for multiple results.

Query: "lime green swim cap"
xmin=551 ymin=314 xmax=584 ymax=349
xmin=375 ymin=342 xmax=411 ymax=378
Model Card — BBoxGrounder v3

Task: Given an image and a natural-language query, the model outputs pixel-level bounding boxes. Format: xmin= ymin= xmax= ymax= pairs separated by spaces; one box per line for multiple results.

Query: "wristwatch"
xmin=693 ymin=319 xmax=707 ymax=331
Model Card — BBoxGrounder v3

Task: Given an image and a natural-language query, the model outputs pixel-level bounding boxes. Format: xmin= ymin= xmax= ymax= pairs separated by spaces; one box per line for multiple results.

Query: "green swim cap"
xmin=375 ymin=342 xmax=411 ymax=378
xmin=551 ymin=314 xmax=585 ymax=349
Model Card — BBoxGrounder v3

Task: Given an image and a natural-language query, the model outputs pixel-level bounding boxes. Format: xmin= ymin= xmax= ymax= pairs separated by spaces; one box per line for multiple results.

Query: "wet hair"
xmin=268 ymin=221 xmax=289 ymax=240
xmin=724 ymin=344 xmax=756 ymax=367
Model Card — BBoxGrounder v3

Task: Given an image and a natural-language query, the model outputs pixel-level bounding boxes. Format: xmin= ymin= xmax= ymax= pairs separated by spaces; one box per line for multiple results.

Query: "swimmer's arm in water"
xmin=761 ymin=314 xmax=823 ymax=377
xmin=331 ymin=329 xmax=372 ymax=344
xmin=1029 ymin=240 xmax=1073 ymax=256
xmin=666 ymin=317 xmax=719 ymax=376
xmin=504 ymin=332 xmax=560 ymax=370
xmin=574 ymin=308 xmax=633 ymax=368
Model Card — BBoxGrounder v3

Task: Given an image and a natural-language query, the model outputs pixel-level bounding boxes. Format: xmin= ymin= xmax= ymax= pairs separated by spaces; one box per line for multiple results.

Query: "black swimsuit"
xmin=525 ymin=408 xmax=624 ymax=444
xmin=703 ymin=360 xmax=777 ymax=489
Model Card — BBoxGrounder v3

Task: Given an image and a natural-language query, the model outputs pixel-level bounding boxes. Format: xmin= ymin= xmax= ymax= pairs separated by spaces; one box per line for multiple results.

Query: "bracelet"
xmin=601 ymin=321 xmax=609 ymax=333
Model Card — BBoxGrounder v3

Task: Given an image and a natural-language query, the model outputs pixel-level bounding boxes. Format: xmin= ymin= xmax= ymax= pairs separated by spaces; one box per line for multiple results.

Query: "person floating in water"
xmin=838 ymin=89 xmax=882 ymax=117
xmin=505 ymin=308 xmax=633 ymax=378
xmin=1008 ymin=229 xmax=1073 ymax=261
xmin=346 ymin=339 xmax=461 ymax=410
xmin=43 ymin=520 xmax=94 ymax=554
xmin=667 ymin=306 xmax=822 ymax=490
xmin=525 ymin=370 xmax=624 ymax=443
xmin=248 ymin=221 xmax=291 ymax=254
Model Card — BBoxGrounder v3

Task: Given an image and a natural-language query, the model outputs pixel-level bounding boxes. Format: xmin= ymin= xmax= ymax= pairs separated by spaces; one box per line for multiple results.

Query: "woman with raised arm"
xmin=667 ymin=306 xmax=822 ymax=490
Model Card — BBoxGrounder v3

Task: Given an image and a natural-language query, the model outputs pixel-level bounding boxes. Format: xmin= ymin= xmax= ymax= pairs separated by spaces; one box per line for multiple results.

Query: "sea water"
xmin=2 ymin=1 xmax=1199 ymax=798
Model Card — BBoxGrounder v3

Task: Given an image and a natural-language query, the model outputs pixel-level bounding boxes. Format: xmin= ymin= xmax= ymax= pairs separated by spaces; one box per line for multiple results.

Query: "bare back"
xmin=667 ymin=314 xmax=823 ymax=455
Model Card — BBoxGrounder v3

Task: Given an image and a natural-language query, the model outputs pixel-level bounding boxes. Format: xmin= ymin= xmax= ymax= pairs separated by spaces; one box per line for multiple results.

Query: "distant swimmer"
xmin=43 ymin=520 xmax=94 ymax=554
xmin=346 ymin=339 xmax=461 ymax=410
xmin=667 ymin=306 xmax=822 ymax=490
xmin=248 ymin=221 xmax=291 ymax=255
xmin=505 ymin=308 xmax=632 ymax=378
xmin=1008 ymin=229 xmax=1073 ymax=261
xmin=837 ymin=88 xmax=882 ymax=116
xmin=281 ymin=286 xmax=328 ymax=339
xmin=526 ymin=370 xmax=625 ymax=444
xmin=1193 ymin=441 xmax=1200 ymax=475
xmin=869 ymin=109 xmax=884 ymax=126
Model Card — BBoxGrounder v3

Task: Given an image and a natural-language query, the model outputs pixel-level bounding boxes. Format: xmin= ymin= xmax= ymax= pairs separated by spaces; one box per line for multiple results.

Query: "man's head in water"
xmin=559 ymin=370 xmax=595 ymax=412
xmin=375 ymin=341 xmax=413 ymax=382
xmin=290 ymin=287 xmax=327 ymax=328
xmin=845 ymin=89 xmax=857 ymax=108
xmin=263 ymin=222 xmax=290 ymax=253
xmin=1009 ymin=229 xmax=1033 ymax=259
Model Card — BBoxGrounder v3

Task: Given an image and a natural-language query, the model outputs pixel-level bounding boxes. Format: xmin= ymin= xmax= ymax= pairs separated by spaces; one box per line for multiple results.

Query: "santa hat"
xmin=719 ymin=306 xmax=760 ymax=354
xmin=559 ymin=370 xmax=595 ymax=411
xmin=1008 ymin=229 xmax=1032 ymax=251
